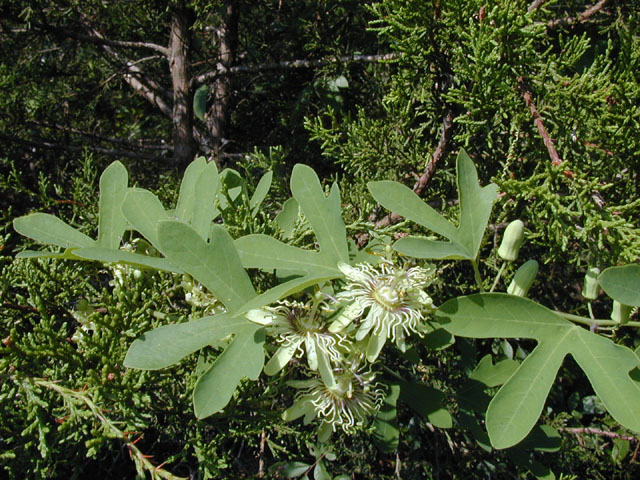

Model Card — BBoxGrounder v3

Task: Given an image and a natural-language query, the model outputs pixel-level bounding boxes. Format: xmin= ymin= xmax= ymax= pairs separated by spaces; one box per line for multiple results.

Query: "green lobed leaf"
xmin=436 ymin=293 xmax=640 ymax=449
xmin=235 ymin=164 xmax=348 ymax=313
xmin=193 ymin=324 xmax=264 ymax=418
xmin=72 ymin=247 xmax=182 ymax=273
xmin=249 ymin=170 xmax=273 ymax=215
xmin=598 ymin=264 xmax=640 ymax=307
xmin=16 ymin=249 xmax=83 ymax=260
xmin=290 ymin=166 xmax=348 ymax=262
xmin=313 ymin=460 xmax=331 ymax=480
xmin=13 ymin=213 xmax=95 ymax=249
xmin=275 ymin=197 xmax=300 ymax=239
xmin=174 ymin=157 xmax=219 ymax=240
xmin=516 ymin=425 xmax=561 ymax=453
xmin=124 ymin=314 xmax=249 ymax=369
xmin=273 ymin=462 xmax=311 ymax=478
xmin=399 ymin=381 xmax=452 ymax=429
xmin=97 ymin=160 xmax=129 ymax=249
xmin=470 ymin=354 xmax=519 ymax=388
xmin=455 ymin=149 xmax=499 ymax=257
xmin=121 ymin=188 xmax=169 ymax=248
xmin=373 ymin=384 xmax=401 ymax=453
xmin=506 ymin=449 xmax=555 ymax=480
xmin=157 ymin=221 xmax=255 ymax=312
xmin=368 ymin=149 xmax=498 ymax=260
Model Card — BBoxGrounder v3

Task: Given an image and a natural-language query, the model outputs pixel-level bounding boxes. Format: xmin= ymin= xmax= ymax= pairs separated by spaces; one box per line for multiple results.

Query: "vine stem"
xmin=553 ymin=311 xmax=640 ymax=328
xmin=490 ymin=262 xmax=507 ymax=292
xmin=471 ymin=260 xmax=485 ymax=292
xmin=381 ymin=365 xmax=405 ymax=382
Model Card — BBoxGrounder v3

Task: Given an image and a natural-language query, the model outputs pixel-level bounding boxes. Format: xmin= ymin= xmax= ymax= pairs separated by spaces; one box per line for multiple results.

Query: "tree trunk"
xmin=169 ymin=4 xmax=196 ymax=167
xmin=206 ymin=0 xmax=238 ymax=155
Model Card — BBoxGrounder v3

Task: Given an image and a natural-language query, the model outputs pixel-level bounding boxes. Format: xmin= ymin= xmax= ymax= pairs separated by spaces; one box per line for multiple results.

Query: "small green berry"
xmin=498 ymin=220 xmax=525 ymax=261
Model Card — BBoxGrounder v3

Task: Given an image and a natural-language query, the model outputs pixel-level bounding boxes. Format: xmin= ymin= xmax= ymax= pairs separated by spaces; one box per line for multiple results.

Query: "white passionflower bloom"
xmin=247 ymin=300 xmax=347 ymax=384
xmin=282 ymin=360 xmax=384 ymax=437
xmin=331 ymin=261 xmax=435 ymax=361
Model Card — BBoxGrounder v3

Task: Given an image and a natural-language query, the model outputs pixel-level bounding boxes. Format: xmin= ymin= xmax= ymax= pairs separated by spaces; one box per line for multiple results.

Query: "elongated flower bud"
xmin=507 ymin=260 xmax=538 ymax=297
xmin=581 ymin=267 xmax=600 ymax=300
xmin=498 ymin=220 xmax=525 ymax=261
xmin=611 ymin=300 xmax=632 ymax=324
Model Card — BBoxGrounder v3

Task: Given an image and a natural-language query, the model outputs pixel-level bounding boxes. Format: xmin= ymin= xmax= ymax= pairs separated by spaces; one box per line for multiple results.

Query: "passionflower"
xmin=330 ymin=261 xmax=435 ymax=361
xmin=282 ymin=360 xmax=384 ymax=438
xmin=247 ymin=299 xmax=346 ymax=384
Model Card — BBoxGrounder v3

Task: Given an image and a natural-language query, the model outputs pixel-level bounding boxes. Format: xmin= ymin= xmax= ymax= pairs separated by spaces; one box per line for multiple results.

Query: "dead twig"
xmin=561 ymin=426 xmax=638 ymax=443
xmin=374 ymin=110 xmax=454 ymax=230
xmin=517 ymin=77 xmax=563 ymax=166
xmin=547 ymin=0 xmax=609 ymax=28
xmin=258 ymin=429 xmax=266 ymax=478
xmin=192 ymin=53 xmax=399 ymax=87
xmin=527 ymin=0 xmax=547 ymax=13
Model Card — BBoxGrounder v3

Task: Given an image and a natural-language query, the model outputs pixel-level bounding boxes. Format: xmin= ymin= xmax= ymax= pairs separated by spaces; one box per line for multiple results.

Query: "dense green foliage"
xmin=2 ymin=1 xmax=640 ymax=479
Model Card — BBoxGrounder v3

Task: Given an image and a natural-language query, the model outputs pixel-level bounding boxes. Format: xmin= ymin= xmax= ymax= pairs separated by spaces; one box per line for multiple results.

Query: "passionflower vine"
xmin=282 ymin=360 xmax=384 ymax=439
xmin=247 ymin=299 xmax=347 ymax=385
xmin=330 ymin=260 xmax=435 ymax=361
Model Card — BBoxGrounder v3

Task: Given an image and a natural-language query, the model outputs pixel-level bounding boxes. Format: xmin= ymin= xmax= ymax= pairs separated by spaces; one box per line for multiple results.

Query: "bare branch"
xmin=517 ymin=77 xmax=563 ymax=166
xmin=26 ymin=122 xmax=170 ymax=150
xmin=547 ymin=0 xmax=609 ymax=28
xmin=192 ymin=53 xmax=398 ymax=87
xmin=1 ymin=133 xmax=172 ymax=163
xmin=374 ymin=110 xmax=455 ymax=230
xmin=121 ymin=62 xmax=173 ymax=116
xmin=528 ymin=0 xmax=547 ymax=13
xmin=561 ymin=427 xmax=638 ymax=443
xmin=79 ymin=21 xmax=173 ymax=117
xmin=47 ymin=25 xmax=169 ymax=56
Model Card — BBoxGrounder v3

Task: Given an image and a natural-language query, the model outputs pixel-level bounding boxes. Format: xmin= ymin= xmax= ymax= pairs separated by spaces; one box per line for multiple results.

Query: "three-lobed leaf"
xmin=235 ymin=164 xmax=349 ymax=313
xmin=368 ymin=149 xmax=498 ymax=260
xmin=14 ymin=161 xmax=131 ymax=262
xmin=373 ymin=384 xmax=401 ymax=453
xmin=436 ymin=293 xmax=640 ymax=449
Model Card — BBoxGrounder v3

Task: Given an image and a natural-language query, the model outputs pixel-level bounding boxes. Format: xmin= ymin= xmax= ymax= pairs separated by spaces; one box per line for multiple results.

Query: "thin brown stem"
xmin=257 ymin=429 xmax=266 ymax=478
xmin=375 ymin=110 xmax=454 ymax=229
xmin=192 ymin=53 xmax=398 ymax=87
xmin=517 ymin=77 xmax=563 ymax=166
xmin=0 ymin=133 xmax=172 ymax=162
xmin=527 ymin=0 xmax=547 ymax=13
xmin=562 ymin=427 xmax=638 ymax=443
xmin=50 ymin=27 xmax=169 ymax=56
xmin=547 ymin=0 xmax=609 ymax=28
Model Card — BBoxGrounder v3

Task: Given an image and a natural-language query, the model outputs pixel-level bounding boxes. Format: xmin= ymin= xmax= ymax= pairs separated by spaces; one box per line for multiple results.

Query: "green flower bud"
xmin=498 ymin=220 xmax=525 ymax=261
xmin=611 ymin=300 xmax=632 ymax=324
xmin=507 ymin=260 xmax=539 ymax=297
xmin=581 ymin=267 xmax=600 ymax=300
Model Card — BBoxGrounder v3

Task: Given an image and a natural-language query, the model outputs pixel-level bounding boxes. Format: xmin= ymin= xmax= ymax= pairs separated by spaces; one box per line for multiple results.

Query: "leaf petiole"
xmin=471 ymin=259 xmax=485 ymax=292
xmin=490 ymin=262 xmax=507 ymax=293
xmin=553 ymin=310 xmax=640 ymax=328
